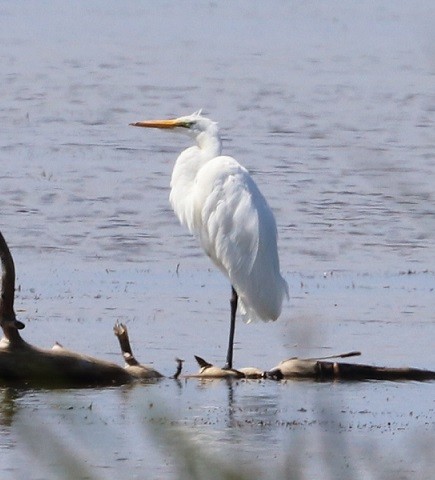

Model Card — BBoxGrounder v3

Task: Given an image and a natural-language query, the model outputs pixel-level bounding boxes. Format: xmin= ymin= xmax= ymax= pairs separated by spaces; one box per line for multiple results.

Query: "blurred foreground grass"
xmin=14 ymin=388 xmax=433 ymax=480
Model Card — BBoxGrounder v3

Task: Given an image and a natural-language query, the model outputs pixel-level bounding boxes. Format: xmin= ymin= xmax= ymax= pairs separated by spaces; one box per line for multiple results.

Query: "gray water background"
xmin=1 ymin=1 xmax=434 ymax=478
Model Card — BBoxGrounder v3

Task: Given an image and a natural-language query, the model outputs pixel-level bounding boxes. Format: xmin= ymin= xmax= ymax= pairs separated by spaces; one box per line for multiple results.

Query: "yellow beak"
xmin=129 ymin=119 xmax=180 ymax=129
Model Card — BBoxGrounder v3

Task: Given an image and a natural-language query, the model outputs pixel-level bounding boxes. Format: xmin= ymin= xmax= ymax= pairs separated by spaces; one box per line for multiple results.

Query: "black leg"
xmin=224 ymin=286 xmax=238 ymax=369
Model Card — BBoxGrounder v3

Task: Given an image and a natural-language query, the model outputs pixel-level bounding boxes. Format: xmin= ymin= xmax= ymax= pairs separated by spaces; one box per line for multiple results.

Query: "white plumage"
xmin=131 ymin=112 xmax=288 ymax=368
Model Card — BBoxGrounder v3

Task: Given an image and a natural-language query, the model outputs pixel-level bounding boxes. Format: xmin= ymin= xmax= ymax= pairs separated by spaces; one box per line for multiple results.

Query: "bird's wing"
xmin=193 ymin=155 xmax=288 ymax=322
xmin=193 ymin=156 xmax=265 ymax=279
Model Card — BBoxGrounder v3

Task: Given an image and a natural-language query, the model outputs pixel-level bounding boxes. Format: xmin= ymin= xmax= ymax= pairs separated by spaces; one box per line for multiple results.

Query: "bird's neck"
xmin=196 ymin=129 xmax=222 ymax=160
xmin=170 ymin=127 xmax=222 ymax=230
xmin=172 ymin=129 xmax=222 ymax=188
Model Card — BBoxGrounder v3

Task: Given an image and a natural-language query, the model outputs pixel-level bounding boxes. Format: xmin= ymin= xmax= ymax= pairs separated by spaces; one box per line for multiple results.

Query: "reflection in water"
xmin=0 ymin=388 xmax=24 ymax=455
xmin=0 ymin=388 xmax=21 ymax=429
xmin=0 ymin=379 xmax=430 ymax=479
xmin=226 ymin=379 xmax=235 ymax=428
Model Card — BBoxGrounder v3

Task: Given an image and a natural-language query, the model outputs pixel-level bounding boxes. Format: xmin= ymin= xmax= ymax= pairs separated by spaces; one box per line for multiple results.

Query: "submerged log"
xmin=0 ymin=232 xmax=25 ymax=341
xmin=1 ymin=230 xmax=434 ymax=386
xmin=113 ymin=322 xmax=163 ymax=380
xmin=0 ymin=231 xmax=162 ymax=387
xmin=185 ymin=355 xmax=245 ymax=379
xmin=187 ymin=355 xmax=265 ymax=379
xmin=267 ymin=354 xmax=435 ymax=381
xmin=188 ymin=352 xmax=435 ymax=382
xmin=0 ymin=339 xmax=133 ymax=387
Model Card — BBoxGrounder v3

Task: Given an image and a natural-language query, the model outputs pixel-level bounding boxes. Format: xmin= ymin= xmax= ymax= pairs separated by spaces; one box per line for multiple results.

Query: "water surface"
xmin=1 ymin=1 xmax=434 ymax=478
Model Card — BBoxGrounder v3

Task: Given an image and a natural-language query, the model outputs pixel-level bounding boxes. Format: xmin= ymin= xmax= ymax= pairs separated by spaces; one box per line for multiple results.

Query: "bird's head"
xmin=130 ymin=110 xmax=218 ymax=140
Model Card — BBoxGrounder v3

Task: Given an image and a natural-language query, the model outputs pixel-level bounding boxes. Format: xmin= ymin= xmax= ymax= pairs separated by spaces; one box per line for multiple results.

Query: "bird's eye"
xmin=181 ymin=121 xmax=194 ymax=129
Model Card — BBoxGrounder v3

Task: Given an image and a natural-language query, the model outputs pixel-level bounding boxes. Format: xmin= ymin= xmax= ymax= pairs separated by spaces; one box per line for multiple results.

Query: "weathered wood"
xmin=185 ymin=356 xmax=262 ymax=379
xmin=184 ymin=355 xmax=245 ymax=379
xmin=0 ymin=232 xmax=25 ymax=342
xmin=1 ymin=230 xmax=434 ymax=386
xmin=0 ymin=339 xmax=133 ymax=387
xmin=266 ymin=352 xmax=361 ymax=379
xmin=173 ymin=358 xmax=184 ymax=380
xmin=113 ymin=322 xmax=163 ymax=379
xmin=187 ymin=352 xmax=435 ymax=382
xmin=316 ymin=361 xmax=435 ymax=381
xmin=267 ymin=355 xmax=435 ymax=381
xmin=0 ymin=231 xmax=162 ymax=387
xmin=237 ymin=366 xmax=264 ymax=379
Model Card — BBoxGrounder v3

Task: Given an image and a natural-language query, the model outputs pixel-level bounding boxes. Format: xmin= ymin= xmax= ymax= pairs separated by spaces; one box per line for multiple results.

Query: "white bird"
xmin=130 ymin=111 xmax=288 ymax=369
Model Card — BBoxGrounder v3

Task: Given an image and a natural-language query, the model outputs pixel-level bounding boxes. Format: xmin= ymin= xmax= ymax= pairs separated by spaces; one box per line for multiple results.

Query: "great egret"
xmin=130 ymin=111 xmax=288 ymax=369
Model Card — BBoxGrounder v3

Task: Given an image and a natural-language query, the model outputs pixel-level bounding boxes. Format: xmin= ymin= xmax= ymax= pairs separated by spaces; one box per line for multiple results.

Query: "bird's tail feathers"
xmin=239 ymin=272 xmax=288 ymax=323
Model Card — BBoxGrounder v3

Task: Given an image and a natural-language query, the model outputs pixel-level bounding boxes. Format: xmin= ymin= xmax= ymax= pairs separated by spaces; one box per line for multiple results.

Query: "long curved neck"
xmin=170 ymin=124 xmax=222 ymax=230
xmin=174 ymin=123 xmax=222 ymax=182
xmin=196 ymin=124 xmax=222 ymax=160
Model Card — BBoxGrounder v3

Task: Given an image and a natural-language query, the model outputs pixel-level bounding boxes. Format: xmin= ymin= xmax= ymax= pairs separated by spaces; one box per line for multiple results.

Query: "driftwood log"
xmin=1 ymin=230 xmax=434 ymax=386
xmin=266 ymin=354 xmax=435 ymax=381
xmin=190 ymin=354 xmax=435 ymax=381
xmin=0 ymin=232 xmax=162 ymax=387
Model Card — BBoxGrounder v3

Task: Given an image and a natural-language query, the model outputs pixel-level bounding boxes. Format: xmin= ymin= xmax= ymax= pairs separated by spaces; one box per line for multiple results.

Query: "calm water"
xmin=1 ymin=1 xmax=434 ymax=479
